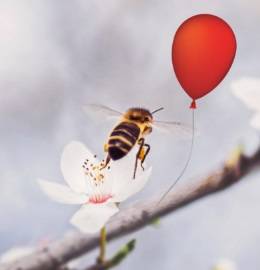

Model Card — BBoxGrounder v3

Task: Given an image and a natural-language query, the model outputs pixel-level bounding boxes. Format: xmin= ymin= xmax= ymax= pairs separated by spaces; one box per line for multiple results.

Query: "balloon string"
xmin=156 ymin=109 xmax=195 ymax=206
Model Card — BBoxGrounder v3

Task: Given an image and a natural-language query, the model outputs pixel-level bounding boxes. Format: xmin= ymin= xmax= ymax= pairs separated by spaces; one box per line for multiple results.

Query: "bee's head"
xmin=124 ymin=107 xmax=164 ymax=124
xmin=124 ymin=108 xmax=153 ymax=124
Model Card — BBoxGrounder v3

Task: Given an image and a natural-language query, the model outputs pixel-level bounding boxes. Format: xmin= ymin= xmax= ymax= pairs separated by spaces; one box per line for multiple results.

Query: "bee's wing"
xmin=83 ymin=104 xmax=122 ymax=121
xmin=152 ymin=120 xmax=194 ymax=139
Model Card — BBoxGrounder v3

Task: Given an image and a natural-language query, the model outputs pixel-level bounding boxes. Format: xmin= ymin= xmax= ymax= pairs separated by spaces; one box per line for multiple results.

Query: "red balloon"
xmin=172 ymin=14 xmax=237 ymax=108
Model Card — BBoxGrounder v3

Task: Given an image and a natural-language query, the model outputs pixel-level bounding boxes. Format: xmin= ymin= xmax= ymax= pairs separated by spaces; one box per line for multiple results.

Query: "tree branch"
xmin=1 ymin=146 xmax=260 ymax=270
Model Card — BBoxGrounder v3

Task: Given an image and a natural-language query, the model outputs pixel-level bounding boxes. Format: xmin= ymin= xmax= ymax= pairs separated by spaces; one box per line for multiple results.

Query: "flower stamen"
xmin=82 ymin=156 xmax=106 ymax=186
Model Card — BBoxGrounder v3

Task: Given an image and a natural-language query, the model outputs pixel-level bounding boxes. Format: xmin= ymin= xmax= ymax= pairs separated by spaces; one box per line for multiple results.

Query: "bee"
xmin=84 ymin=104 xmax=192 ymax=178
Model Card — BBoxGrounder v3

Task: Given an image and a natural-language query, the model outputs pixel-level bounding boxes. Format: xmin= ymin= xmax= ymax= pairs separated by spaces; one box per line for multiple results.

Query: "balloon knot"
xmin=190 ymin=100 xmax=197 ymax=109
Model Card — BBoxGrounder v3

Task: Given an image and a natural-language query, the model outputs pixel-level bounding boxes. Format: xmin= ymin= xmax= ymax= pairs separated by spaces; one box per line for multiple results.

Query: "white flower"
xmin=213 ymin=259 xmax=237 ymax=270
xmin=231 ymin=77 xmax=260 ymax=130
xmin=38 ymin=141 xmax=152 ymax=233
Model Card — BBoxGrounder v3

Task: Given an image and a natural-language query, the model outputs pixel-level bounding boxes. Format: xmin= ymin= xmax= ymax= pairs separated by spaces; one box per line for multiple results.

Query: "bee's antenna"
xmin=151 ymin=107 xmax=164 ymax=114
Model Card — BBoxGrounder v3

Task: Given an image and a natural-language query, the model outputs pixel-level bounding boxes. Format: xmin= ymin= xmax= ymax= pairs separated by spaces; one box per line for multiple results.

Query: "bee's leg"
xmin=133 ymin=138 xmax=145 ymax=179
xmin=140 ymin=143 xmax=150 ymax=170
xmin=104 ymin=143 xmax=109 ymax=152
xmin=100 ymin=154 xmax=111 ymax=170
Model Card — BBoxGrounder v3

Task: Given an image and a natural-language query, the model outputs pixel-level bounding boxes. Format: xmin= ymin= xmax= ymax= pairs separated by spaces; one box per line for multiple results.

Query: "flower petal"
xmin=112 ymin=166 xmax=152 ymax=202
xmin=250 ymin=113 xmax=260 ymax=130
xmin=108 ymin=145 xmax=142 ymax=194
xmin=0 ymin=247 xmax=34 ymax=264
xmin=213 ymin=259 xmax=237 ymax=270
xmin=88 ymin=147 xmax=138 ymax=197
xmin=38 ymin=179 xmax=88 ymax=204
xmin=70 ymin=203 xmax=119 ymax=233
xmin=231 ymin=77 xmax=260 ymax=111
xmin=109 ymin=144 xmax=151 ymax=199
xmin=94 ymin=165 xmax=115 ymax=195
xmin=61 ymin=141 xmax=97 ymax=193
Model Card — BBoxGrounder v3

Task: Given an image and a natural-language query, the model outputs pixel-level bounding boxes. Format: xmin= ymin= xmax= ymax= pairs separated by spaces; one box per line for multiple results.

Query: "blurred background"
xmin=0 ymin=1 xmax=260 ymax=269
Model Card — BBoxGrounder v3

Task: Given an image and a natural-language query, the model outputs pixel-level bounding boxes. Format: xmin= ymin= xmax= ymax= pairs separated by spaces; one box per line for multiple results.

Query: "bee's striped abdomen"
xmin=108 ymin=122 xmax=140 ymax=160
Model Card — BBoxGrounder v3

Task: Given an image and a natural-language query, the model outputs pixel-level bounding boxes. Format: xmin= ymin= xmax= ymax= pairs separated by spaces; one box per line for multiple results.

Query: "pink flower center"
xmin=89 ymin=194 xmax=112 ymax=204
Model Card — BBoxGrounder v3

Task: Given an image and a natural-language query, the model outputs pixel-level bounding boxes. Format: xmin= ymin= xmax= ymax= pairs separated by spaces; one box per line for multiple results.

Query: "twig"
xmin=85 ymin=239 xmax=136 ymax=270
xmin=1 ymin=146 xmax=260 ymax=270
